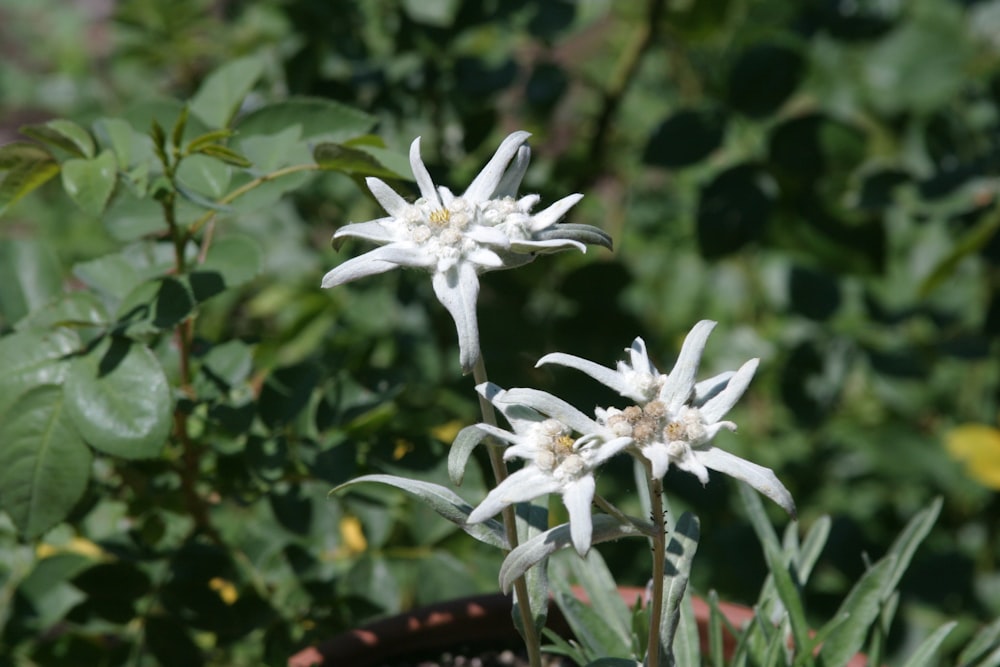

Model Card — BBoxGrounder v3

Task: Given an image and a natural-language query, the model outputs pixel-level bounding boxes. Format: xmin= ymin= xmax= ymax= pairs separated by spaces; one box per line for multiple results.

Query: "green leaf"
xmin=566 ymin=549 xmax=633 ymax=651
xmin=176 ymin=153 xmax=231 ymax=199
xmin=816 ymin=556 xmax=896 ymax=666
xmin=331 ymin=474 xmax=508 ymax=549
xmin=94 ymin=117 xmax=138 ymax=167
xmin=195 ymin=143 xmax=252 ymax=168
xmin=673 ymin=594 xmax=701 ymax=667
xmin=0 ymin=143 xmax=60 ymax=216
xmin=73 ymin=252 xmax=142 ymax=301
xmin=21 ymin=119 xmax=95 ymax=158
xmin=449 ymin=424 xmax=493 ymax=485
xmin=189 ymin=55 xmax=265 ymax=128
xmin=899 ymin=621 xmax=957 ymax=667
xmin=0 ymin=328 xmax=79 ymax=418
xmin=739 ymin=482 xmax=811 ymax=654
xmin=957 ymin=616 xmax=1000 ymax=667
xmin=313 ymin=142 xmax=409 ymax=179
xmin=920 ymin=208 xmax=1000 ymax=297
xmin=660 ymin=512 xmax=701 ymax=661
xmin=63 ymin=337 xmax=173 ymax=458
xmin=0 ymin=385 xmax=92 ymax=539
xmin=186 ymin=129 xmax=234 ymax=153
xmin=16 ymin=291 xmax=109 ymax=332
xmin=0 ymin=238 xmax=64 ymax=325
xmin=513 ymin=499 xmax=550 ymax=641
xmin=500 ymin=515 xmax=647 ymax=593
xmin=61 ymin=149 xmax=118 ymax=216
xmin=549 ymin=573 xmax=630 ymax=661
xmin=199 ymin=234 xmax=263 ymax=289
xmin=235 ymin=97 xmax=376 ymax=142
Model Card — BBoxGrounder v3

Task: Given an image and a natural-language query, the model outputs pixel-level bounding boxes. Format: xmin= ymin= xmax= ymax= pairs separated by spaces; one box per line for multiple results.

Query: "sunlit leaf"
xmin=0 ymin=238 xmax=63 ymax=325
xmin=235 ymin=97 xmax=375 ymax=142
xmin=0 ymin=142 xmax=60 ymax=216
xmin=61 ymin=149 xmax=118 ymax=216
xmin=21 ymin=119 xmax=95 ymax=158
xmin=64 ymin=337 xmax=173 ymax=458
xmin=332 ymin=474 xmax=508 ymax=549
xmin=0 ymin=328 xmax=79 ymax=418
xmin=0 ymin=385 xmax=92 ymax=539
xmin=190 ymin=55 xmax=265 ymax=128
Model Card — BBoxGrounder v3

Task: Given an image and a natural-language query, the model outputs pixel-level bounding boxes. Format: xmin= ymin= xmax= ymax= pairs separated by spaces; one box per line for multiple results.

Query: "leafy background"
xmin=1 ymin=0 xmax=999 ymax=664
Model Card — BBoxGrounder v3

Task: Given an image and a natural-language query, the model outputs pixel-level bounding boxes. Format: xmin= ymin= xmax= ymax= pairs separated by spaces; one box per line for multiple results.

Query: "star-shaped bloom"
xmin=321 ymin=131 xmax=612 ymax=373
xmin=537 ymin=321 xmax=796 ymax=517
xmin=465 ymin=382 xmax=633 ymax=556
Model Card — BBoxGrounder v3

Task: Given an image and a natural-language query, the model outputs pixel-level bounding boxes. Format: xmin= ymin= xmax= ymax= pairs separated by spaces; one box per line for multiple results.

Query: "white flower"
xmin=538 ymin=320 xmax=796 ymax=517
xmin=465 ymin=382 xmax=633 ymax=556
xmin=321 ymin=131 xmax=611 ymax=373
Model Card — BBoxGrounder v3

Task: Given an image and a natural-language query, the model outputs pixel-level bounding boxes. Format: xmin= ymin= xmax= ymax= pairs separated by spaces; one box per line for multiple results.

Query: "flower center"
xmin=604 ymin=400 xmax=707 ymax=449
xmin=428 ymin=208 xmax=451 ymax=224
xmin=533 ymin=420 xmax=587 ymax=479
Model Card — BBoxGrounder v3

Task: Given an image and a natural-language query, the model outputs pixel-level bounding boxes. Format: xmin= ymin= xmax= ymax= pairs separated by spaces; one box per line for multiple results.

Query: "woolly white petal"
xmin=365 ymin=177 xmax=410 ymax=217
xmin=696 ymin=447 xmax=796 ymax=518
xmin=693 ymin=371 xmax=735 ymax=405
xmin=321 ymin=244 xmax=433 ymax=288
xmin=562 ymin=476 xmax=596 ymax=556
xmin=494 ymin=145 xmax=531 ymax=198
xmin=497 ymin=387 xmax=602 ymax=436
xmin=536 ymin=352 xmax=646 ymax=402
xmin=332 ymin=220 xmax=398 ymax=245
xmin=467 ymin=467 xmax=562 ymax=524
xmin=432 ymin=262 xmax=481 ymax=374
xmin=465 ymin=225 xmax=511 ymax=247
xmin=464 ymin=131 xmax=531 ymax=202
xmin=409 ymin=137 xmax=441 ymax=205
xmin=660 ymin=320 xmax=716 ymax=411
xmin=465 ymin=247 xmax=504 ymax=269
xmin=642 ymin=443 xmax=672 ymax=479
xmin=628 ymin=337 xmax=657 ymax=375
xmin=700 ymin=358 xmax=758 ymax=424
xmin=526 ymin=193 xmax=584 ymax=231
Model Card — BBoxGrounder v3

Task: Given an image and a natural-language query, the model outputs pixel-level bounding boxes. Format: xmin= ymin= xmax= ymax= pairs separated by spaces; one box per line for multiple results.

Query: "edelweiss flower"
xmin=465 ymin=382 xmax=632 ymax=555
xmin=537 ymin=320 xmax=796 ymax=517
xmin=321 ymin=131 xmax=612 ymax=373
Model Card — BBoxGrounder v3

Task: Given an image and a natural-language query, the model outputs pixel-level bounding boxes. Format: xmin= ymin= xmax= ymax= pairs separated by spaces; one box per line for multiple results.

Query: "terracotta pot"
xmin=287 ymin=586 xmax=840 ymax=667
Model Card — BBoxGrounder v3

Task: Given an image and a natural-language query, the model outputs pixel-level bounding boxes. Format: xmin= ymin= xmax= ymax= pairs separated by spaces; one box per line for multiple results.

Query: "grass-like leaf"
xmin=331 ymin=474 xmax=507 ymax=549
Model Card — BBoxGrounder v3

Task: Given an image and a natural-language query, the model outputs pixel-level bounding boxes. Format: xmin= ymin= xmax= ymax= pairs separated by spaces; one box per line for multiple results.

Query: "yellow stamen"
xmin=429 ymin=208 xmax=451 ymax=224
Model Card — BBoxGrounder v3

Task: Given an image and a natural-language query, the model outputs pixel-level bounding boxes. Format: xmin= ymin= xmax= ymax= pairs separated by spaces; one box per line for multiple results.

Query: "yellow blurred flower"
xmin=945 ymin=423 xmax=1000 ymax=489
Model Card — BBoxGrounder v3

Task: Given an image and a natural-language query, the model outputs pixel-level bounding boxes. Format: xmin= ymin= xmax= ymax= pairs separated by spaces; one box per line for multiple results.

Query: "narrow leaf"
xmin=817 ymin=556 xmax=896 ymax=667
xmin=448 ymin=424 xmax=493 ymax=485
xmin=186 ymin=129 xmax=234 ymax=153
xmin=314 ymin=142 xmax=408 ymax=179
xmin=331 ymin=474 xmax=507 ymax=549
xmin=0 ymin=385 xmax=92 ymax=539
xmin=500 ymin=515 xmax=646 ymax=593
xmin=660 ymin=512 xmax=701 ymax=658
xmin=899 ymin=621 xmax=957 ymax=667
xmin=21 ymin=119 xmax=94 ymax=158
xmin=958 ymin=617 xmax=1000 ymax=666
xmin=195 ymin=143 xmax=252 ymax=168
xmin=0 ymin=145 xmax=60 ymax=216
xmin=567 ymin=549 xmax=633 ymax=650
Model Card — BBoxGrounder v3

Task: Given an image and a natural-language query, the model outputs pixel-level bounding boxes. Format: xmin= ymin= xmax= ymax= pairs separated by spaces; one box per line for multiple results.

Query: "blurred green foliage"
xmin=1 ymin=0 xmax=1000 ymax=664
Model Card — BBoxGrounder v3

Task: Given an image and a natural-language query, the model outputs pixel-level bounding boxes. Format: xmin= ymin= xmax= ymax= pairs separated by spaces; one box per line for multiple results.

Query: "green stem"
xmin=646 ymin=471 xmax=667 ymax=667
xmin=187 ymin=163 xmax=321 ymax=238
xmin=472 ymin=356 xmax=543 ymax=667
xmin=594 ymin=493 xmax=654 ymax=536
